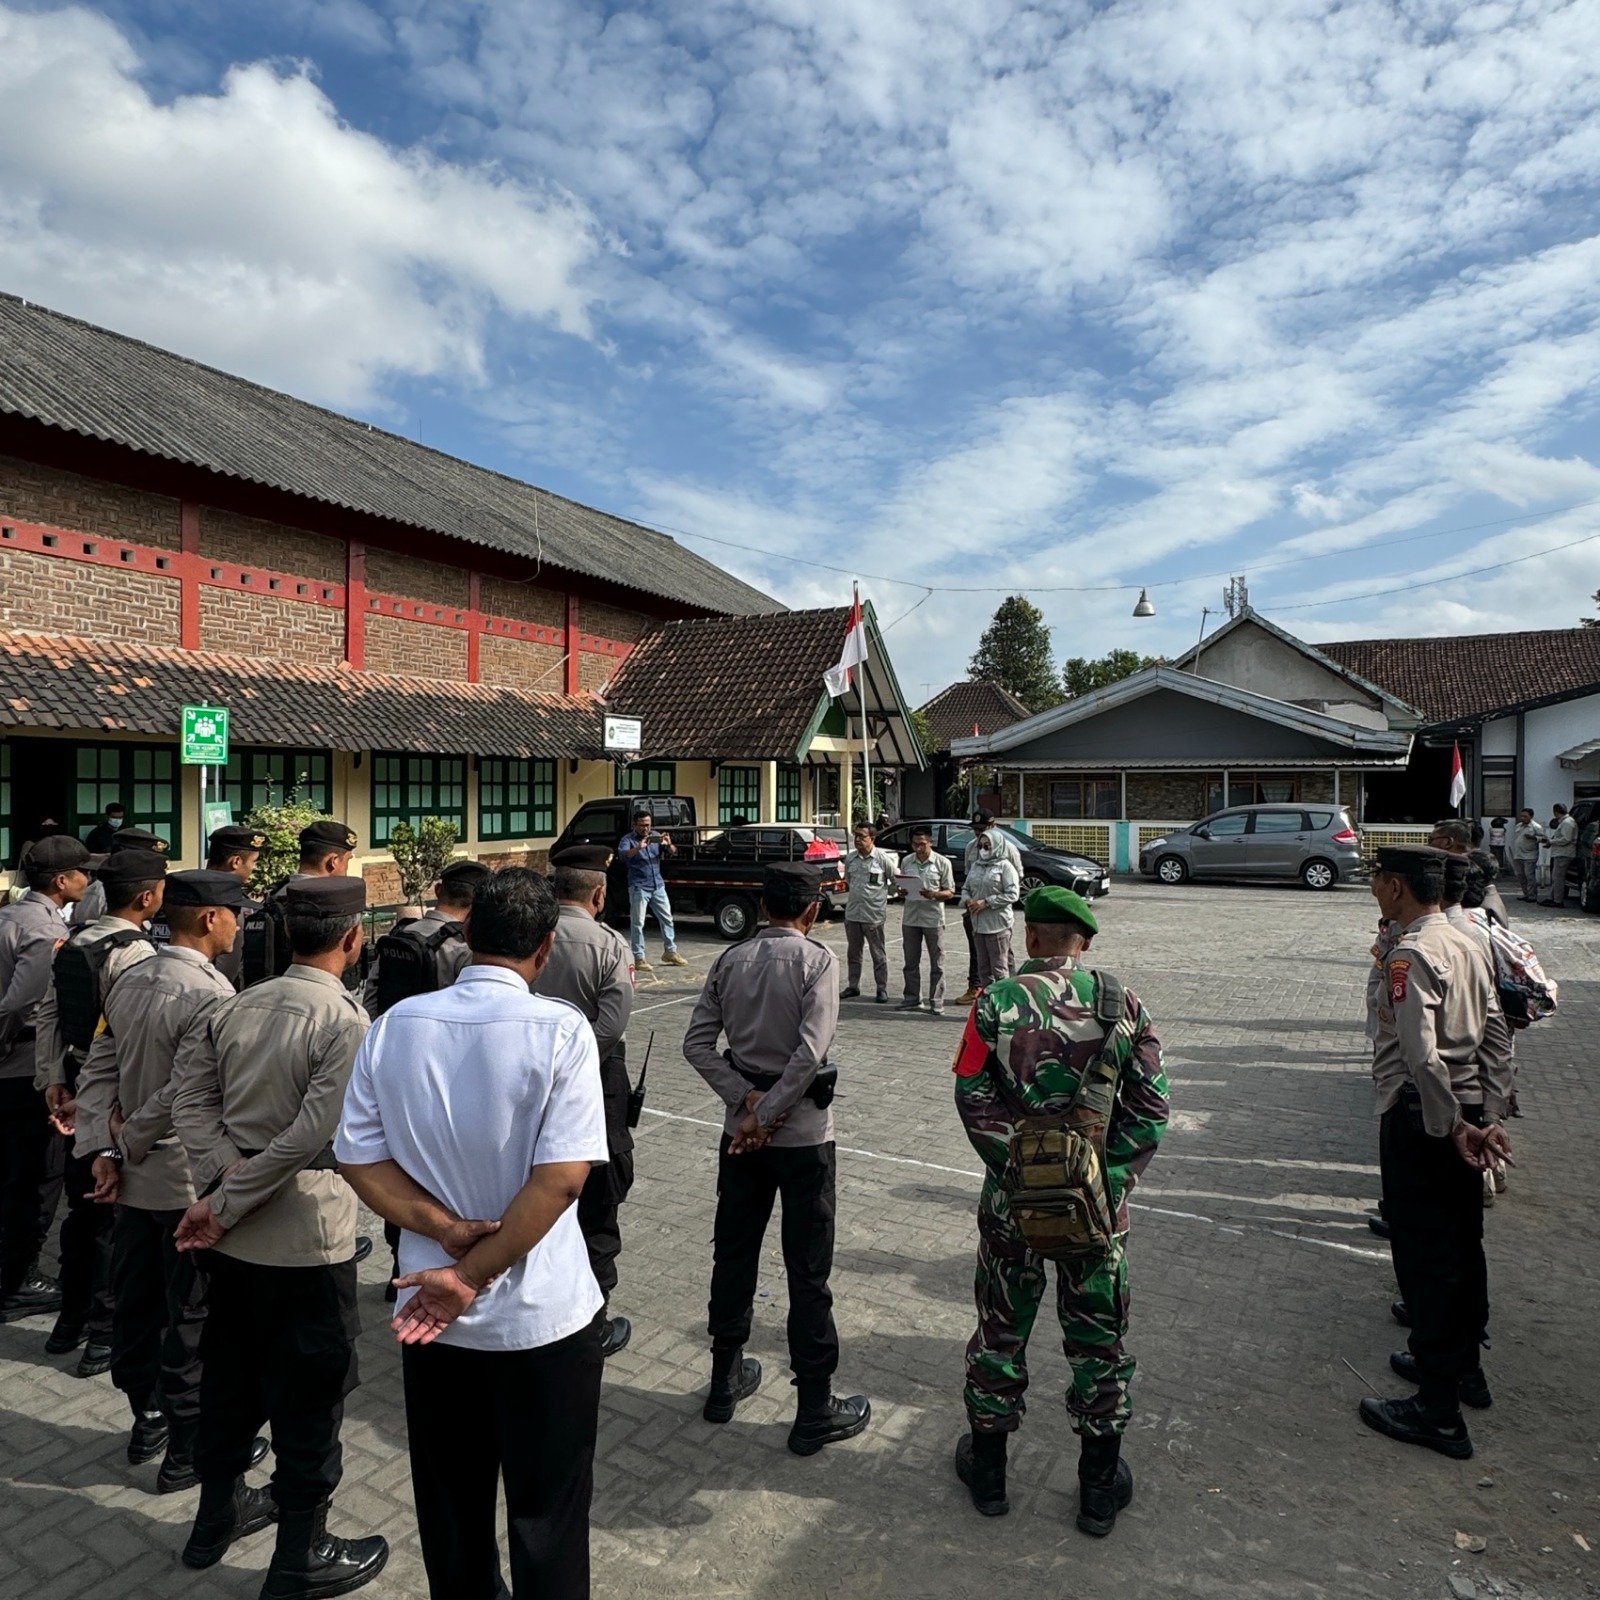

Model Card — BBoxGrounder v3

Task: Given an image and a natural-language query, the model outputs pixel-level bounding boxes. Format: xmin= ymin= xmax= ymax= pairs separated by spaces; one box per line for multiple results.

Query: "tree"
xmin=1583 ymin=589 xmax=1600 ymax=627
xmin=969 ymin=596 xmax=1061 ymax=713
xmin=241 ymin=797 xmax=332 ymax=899
xmin=1062 ymin=648 xmax=1162 ymax=698
xmin=386 ymin=817 xmax=462 ymax=905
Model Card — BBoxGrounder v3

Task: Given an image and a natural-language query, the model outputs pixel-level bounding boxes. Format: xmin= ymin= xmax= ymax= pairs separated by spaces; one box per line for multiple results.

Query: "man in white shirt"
xmin=336 ymin=868 xmax=608 ymax=1600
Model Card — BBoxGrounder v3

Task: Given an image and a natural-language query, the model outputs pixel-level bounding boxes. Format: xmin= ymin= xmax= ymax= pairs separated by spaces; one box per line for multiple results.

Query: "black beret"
xmin=763 ymin=861 xmax=823 ymax=902
xmin=25 ymin=835 xmax=91 ymax=871
xmin=284 ymin=877 xmax=366 ymax=915
xmin=438 ymin=859 xmax=493 ymax=888
xmin=164 ymin=870 xmax=248 ymax=910
xmin=550 ymin=846 xmax=613 ymax=872
xmin=299 ymin=820 xmax=359 ymax=852
xmin=209 ymin=824 xmax=266 ymax=854
xmin=97 ymin=848 xmax=168 ymax=885
xmin=112 ymin=827 xmax=170 ymax=855
xmin=1374 ymin=844 xmax=1452 ymax=873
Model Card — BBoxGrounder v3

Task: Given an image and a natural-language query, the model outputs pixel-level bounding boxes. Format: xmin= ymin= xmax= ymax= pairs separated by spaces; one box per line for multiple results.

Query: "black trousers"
xmin=708 ymin=1139 xmax=838 ymax=1382
xmin=195 ymin=1253 xmax=359 ymax=1511
xmin=48 ymin=1137 xmax=114 ymax=1336
xmin=577 ymin=1149 xmax=634 ymax=1301
xmin=110 ymin=1205 xmax=205 ymax=1426
xmin=402 ymin=1318 xmax=603 ymax=1600
xmin=1380 ymin=1105 xmax=1488 ymax=1406
xmin=0 ymin=1077 xmax=56 ymax=1295
xmin=962 ymin=910 xmax=978 ymax=989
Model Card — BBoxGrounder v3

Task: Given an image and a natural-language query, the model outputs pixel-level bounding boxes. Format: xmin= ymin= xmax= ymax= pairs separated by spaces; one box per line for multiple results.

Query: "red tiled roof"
xmin=0 ymin=630 xmax=605 ymax=758
xmin=917 ymin=680 xmax=1031 ymax=752
xmin=1319 ymin=628 xmax=1600 ymax=724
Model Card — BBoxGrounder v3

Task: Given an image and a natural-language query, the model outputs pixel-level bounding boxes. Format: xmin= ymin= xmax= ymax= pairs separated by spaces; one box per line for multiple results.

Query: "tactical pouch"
xmin=727 ymin=1053 xmax=838 ymax=1110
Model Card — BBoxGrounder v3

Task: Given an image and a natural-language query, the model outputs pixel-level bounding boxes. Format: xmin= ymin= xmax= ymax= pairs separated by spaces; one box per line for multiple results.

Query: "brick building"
xmin=0 ymin=292 xmax=794 ymax=888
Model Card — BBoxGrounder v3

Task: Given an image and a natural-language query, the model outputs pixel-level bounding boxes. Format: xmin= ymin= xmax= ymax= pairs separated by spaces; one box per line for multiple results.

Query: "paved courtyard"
xmin=2 ymin=878 xmax=1596 ymax=1600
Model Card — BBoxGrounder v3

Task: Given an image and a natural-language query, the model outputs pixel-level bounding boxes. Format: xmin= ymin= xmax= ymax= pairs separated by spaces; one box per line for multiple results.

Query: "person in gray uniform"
xmin=359 ymin=859 xmax=485 ymax=1019
xmin=204 ymin=826 xmax=267 ymax=988
xmin=532 ymin=845 xmax=637 ymax=1358
xmin=683 ymin=861 xmax=871 ymax=1455
xmin=70 ymin=827 xmax=169 ymax=929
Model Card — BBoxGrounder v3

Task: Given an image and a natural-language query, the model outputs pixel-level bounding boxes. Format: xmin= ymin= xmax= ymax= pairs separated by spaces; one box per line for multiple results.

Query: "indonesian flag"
xmin=824 ymin=585 xmax=869 ymax=698
xmin=1449 ymin=742 xmax=1467 ymax=810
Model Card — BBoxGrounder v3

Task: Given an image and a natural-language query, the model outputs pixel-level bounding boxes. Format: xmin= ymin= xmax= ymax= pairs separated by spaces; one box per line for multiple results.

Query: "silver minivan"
xmin=1139 ymin=804 xmax=1363 ymax=889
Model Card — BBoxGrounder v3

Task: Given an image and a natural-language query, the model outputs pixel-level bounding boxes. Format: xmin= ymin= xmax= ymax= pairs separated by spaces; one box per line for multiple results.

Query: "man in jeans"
xmin=617 ymin=809 xmax=687 ymax=972
xmin=840 ymin=823 xmax=898 ymax=1003
xmin=898 ymin=825 xmax=956 ymax=1015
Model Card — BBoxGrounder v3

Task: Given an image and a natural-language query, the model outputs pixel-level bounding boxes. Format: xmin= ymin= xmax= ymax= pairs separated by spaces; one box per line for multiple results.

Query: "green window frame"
xmin=73 ymin=742 xmax=180 ymax=853
xmin=480 ymin=758 xmax=556 ymax=840
xmin=718 ymin=765 xmax=761 ymax=824
xmin=615 ymin=761 xmax=676 ymax=796
xmin=221 ymin=747 xmax=332 ymax=819
xmin=776 ymin=765 xmax=802 ymax=823
xmin=371 ymin=753 xmax=466 ymax=845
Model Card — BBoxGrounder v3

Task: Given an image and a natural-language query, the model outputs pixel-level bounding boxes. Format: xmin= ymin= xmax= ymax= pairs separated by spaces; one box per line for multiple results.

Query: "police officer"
xmin=0 ymin=836 xmax=91 ymax=1323
xmin=1359 ymin=845 xmax=1509 ymax=1460
xmin=74 ymin=870 xmax=271 ymax=1504
xmin=359 ymin=858 xmax=486 ymax=1018
xmin=172 ymin=876 xmax=387 ymax=1595
xmin=683 ymin=861 xmax=871 ymax=1454
xmin=32 ymin=848 xmax=166 ymax=1371
xmin=71 ymin=826 xmax=171 ymax=928
xmin=952 ymin=886 xmax=1169 ymax=1536
xmin=239 ymin=821 xmax=359 ymax=990
xmin=205 ymin=825 xmax=267 ymax=987
xmin=533 ymin=844 xmax=636 ymax=1357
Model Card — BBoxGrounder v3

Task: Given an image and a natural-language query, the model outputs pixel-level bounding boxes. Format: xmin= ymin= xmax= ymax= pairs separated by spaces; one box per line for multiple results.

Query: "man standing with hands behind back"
xmin=617 ymin=808 xmax=687 ymax=972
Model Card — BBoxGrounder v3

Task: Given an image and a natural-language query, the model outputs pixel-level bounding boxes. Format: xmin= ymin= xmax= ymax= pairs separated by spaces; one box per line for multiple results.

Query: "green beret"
xmin=1023 ymin=884 xmax=1099 ymax=934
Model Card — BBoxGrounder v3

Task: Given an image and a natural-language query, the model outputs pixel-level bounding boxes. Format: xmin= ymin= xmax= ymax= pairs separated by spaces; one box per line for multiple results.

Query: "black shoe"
xmin=703 ymin=1351 xmax=762 ymax=1423
xmin=260 ymin=1501 xmax=388 ymax=1600
xmin=1076 ymin=1435 xmax=1134 ymax=1537
xmin=875 ymin=989 xmax=889 ymax=1003
xmin=45 ymin=1317 xmax=85 ymax=1355
xmin=76 ymin=1340 xmax=113 ymax=1378
xmin=788 ymin=1394 xmax=871 ymax=1456
xmin=1388 ymin=1351 xmax=1492 ymax=1409
xmin=183 ymin=1478 xmax=279 ymax=1569
xmin=600 ymin=1315 xmax=632 ymax=1358
xmin=159 ymin=1432 xmax=267 ymax=1491
xmin=1367 ymin=1215 xmax=1391 ymax=1239
xmin=128 ymin=1411 xmax=169 ymax=1465
xmin=351 ymin=1235 xmax=374 ymax=1266
xmin=0 ymin=1274 xmax=64 ymax=1322
xmin=1391 ymin=1300 xmax=1411 ymax=1328
xmin=954 ymin=1432 xmax=1009 ymax=1516
xmin=840 ymin=985 xmax=861 ymax=1000
xmin=1357 ymin=1394 xmax=1472 ymax=1458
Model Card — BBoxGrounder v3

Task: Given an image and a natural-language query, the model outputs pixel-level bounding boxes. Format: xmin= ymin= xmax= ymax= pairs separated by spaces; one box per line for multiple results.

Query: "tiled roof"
xmin=1319 ymin=628 xmax=1600 ymax=724
xmin=0 ymin=293 xmax=778 ymax=618
xmin=917 ymin=680 xmax=1032 ymax=752
xmin=0 ymin=630 xmax=605 ymax=759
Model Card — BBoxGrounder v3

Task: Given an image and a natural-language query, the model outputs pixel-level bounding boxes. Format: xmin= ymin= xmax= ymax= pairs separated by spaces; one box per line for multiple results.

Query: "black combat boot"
xmin=159 ymin=1429 xmax=269 ymax=1492
xmin=1388 ymin=1351 xmax=1493 ymax=1409
xmin=127 ymin=1409 xmax=169 ymax=1465
xmin=1076 ymin=1434 xmax=1134 ymax=1537
xmin=787 ymin=1379 xmax=871 ymax=1457
xmin=259 ymin=1501 xmax=388 ymax=1600
xmin=0 ymin=1272 xmax=63 ymax=1322
xmin=183 ymin=1477 xmax=280 ymax=1569
xmin=703 ymin=1346 xmax=762 ymax=1423
xmin=44 ymin=1316 xmax=85 ymax=1354
xmin=954 ymin=1430 xmax=1009 ymax=1516
xmin=1357 ymin=1392 xmax=1472 ymax=1458
xmin=76 ymin=1338 xmax=113 ymax=1377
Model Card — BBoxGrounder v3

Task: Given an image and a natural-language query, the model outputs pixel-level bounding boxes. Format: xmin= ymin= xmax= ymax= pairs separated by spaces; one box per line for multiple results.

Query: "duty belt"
xmin=724 ymin=1051 xmax=837 ymax=1110
xmin=235 ymin=1144 xmax=341 ymax=1171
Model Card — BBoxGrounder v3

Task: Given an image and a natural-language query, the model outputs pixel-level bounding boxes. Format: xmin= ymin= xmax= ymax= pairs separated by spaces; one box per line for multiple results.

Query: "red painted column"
xmin=564 ymin=592 xmax=581 ymax=695
xmin=346 ymin=540 xmax=366 ymax=670
xmin=179 ymin=501 xmax=201 ymax=649
xmin=466 ymin=571 xmax=482 ymax=683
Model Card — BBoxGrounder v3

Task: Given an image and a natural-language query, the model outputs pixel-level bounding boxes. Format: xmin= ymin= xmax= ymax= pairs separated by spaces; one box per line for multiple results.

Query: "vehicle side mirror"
xmin=1193 ymin=825 xmax=1211 ymax=839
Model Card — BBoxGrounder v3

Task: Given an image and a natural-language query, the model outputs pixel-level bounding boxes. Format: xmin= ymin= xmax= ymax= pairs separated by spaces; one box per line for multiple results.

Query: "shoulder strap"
xmin=1062 ymin=970 xmax=1132 ymax=1121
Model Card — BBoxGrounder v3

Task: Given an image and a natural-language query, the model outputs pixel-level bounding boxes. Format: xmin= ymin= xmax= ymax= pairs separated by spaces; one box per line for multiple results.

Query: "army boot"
xmin=259 ymin=1501 xmax=388 ymax=1600
xmin=703 ymin=1346 xmax=762 ymax=1423
xmin=1076 ymin=1434 xmax=1134 ymax=1537
xmin=954 ymin=1430 xmax=1009 ymax=1516
xmin=1357 ymin=1393 xmax=1472 ymax=1459
xmin=787 ymin=1380 xmax=871 ymax=1456
xmin=127 ymin=1408 xmax=169 ymax=1465
xmin=183 ymin=1477 xmax=279 ymax=1569
xmin=1388 ymin=1351 xmax=1493 ymax=1409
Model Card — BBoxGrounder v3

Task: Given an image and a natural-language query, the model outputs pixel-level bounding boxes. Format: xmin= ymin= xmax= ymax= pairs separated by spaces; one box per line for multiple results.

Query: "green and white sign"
xmin=180 ymin=705 xmax=230 ymax=765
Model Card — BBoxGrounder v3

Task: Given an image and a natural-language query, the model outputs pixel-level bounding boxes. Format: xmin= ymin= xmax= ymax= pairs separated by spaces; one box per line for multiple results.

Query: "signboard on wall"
xmin=603 ymin=715 xmax=643 ymax=752
xmin=180 ymin=705 xmax=230 ymax=765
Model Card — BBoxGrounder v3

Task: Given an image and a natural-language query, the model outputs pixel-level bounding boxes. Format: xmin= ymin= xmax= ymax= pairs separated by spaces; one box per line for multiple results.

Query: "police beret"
xmin=1374 ymin=844 xmax=1452 ymax=873
xmin=25 ymin=835 xmax=91 ymax=871
xmin=284 ymin=877 xmax=366 ymax=915
xmin=550 ymin=846 xmax=613 ymax=872
xmin=112 ymin=827 xmax=170 ymax=855
xmin=209 ymin=824 xmax=266 ymax=854
xmin=1023 ymin=884 xmax=1099 ymax=934
xmin=164 ymin=870 xmax=248 ymax=910
xmin=763 ymin=861 xmax=823 ymax=901
xmin=97 ymin=848 xmax=168 ymax=884
xmin=299 ymin=820 xmax=359 ymax=853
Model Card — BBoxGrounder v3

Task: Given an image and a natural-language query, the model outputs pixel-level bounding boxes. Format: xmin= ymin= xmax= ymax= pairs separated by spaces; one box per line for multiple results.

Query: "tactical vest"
xmin=239 ymin=879 xmax=293 ymax=990
xmin=368 ymin=918 xmax=465 ymax=1017
xmin=53 ymin=926 xmax=151 ymax=1055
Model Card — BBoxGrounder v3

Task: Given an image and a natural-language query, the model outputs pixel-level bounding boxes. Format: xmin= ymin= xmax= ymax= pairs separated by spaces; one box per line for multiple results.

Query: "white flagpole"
xmin=858 ymin=585 xmax=872 ymax=824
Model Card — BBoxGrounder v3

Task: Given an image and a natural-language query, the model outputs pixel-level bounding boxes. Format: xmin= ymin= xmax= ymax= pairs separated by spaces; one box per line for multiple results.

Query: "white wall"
xmin=1480 ymin=716 xmax=1516 ymax=757
xmin=1524 ymin=693 xmax=1600 ymax=813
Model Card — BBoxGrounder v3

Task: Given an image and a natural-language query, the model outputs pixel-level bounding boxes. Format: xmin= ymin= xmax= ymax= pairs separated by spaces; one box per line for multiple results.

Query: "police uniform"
xmin=239 ymin=821 xmax=360 ymax=991
xmin=172 ymin=875 xmax=387 ymax=1594
xmin=206 ymin=826 xmax=268 ymax=987
xmin=533 ymin=846 xmax=636 ymax=1353
xmin=952 ymin=885 xmax=1169 ymax=1533
xmin=684 ymin=861 xmax=870 ymax=1453
xmin=74 ymin=871 xmax=242 ymax=1486
xmin=71 ymin=828 xmax=170 ymax=929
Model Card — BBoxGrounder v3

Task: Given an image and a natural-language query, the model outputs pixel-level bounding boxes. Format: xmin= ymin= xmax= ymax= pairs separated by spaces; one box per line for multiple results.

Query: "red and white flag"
xmin=1448 ymin=742 xmax=1467 ymax=810
xmin=824 ymin=585 xmax=869 ymax=698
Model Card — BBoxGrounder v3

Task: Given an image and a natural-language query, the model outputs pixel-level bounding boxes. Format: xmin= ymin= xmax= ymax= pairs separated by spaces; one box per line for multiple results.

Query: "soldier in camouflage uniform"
xmin=952 ymin=885 xmax=1168 ymax=1536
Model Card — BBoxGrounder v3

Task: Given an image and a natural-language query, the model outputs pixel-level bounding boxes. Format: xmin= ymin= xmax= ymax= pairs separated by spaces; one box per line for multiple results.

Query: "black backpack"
xmin=239 ymin=879 xmax=293 ymax=990
xmin=53 ymin=926 xmax=151 ymax=1055
xmin=369 ymin=919 xmax=465 ymax=1017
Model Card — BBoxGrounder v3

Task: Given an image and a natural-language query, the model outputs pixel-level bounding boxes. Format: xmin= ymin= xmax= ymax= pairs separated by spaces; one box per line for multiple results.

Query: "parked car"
xmin=872 ymin=819 xmax=1111 ymax=899
xmin=1138 ymin=804 xmax=1362 ymax=889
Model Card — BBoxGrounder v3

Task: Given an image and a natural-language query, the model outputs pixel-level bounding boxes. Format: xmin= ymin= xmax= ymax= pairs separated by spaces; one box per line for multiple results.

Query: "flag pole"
xmin=858 ymin=584 xmax=872 ymax=825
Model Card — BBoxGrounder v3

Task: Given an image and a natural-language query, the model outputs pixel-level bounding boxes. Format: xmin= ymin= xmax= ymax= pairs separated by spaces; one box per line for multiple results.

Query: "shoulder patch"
xmin=952 ymin=1009 xmax=989 ymax=1077
xmin=1388 ymin=958 xmax=1411 ymax=1005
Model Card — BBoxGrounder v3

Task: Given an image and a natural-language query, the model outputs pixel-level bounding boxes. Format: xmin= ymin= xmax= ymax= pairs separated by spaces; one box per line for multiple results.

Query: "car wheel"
xmin=1020 ymin=872 xmax=1045 ymax=892
xmin=712 ymin=893 xmax=758 ymax=941
xmin=1154 ymin=855 xmax=1188 ymax=885
xmin=1301 ymin=858 xmax=1337 ymax=890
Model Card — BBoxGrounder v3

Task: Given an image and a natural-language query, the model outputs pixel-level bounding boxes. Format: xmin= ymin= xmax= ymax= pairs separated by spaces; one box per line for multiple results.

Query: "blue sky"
xmin=4 ymin=0 xmax=1600 ymax=698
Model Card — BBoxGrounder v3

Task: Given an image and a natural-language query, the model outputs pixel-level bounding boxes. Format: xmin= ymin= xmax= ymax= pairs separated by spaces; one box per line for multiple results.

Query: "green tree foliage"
xmin=1062 ymin=648 xmax=1161 ymax=698
xmin=386 ymin=816 xmax=462 ymax=904
xmin=1583 ymin=590 xmax=1600 ymax=627
xmin=241 ymin=797 xmax=332 ymax=899
xmin=909 ymin=707 xmax=934 ymax=756
xmin=969 ymin=596 xmax=1061 ymax=713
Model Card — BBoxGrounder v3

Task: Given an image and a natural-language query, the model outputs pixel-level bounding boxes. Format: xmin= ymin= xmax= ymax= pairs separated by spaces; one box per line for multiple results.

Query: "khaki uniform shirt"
xmin=684 ymin=926 xmax=838 ymax=1148
xmin=0 ymin=892 xmax=70 ymax=1081
xmin=900 ymin=850 xmax=956 ymax=929
xmin=173 ymin=965 xmax=369 ymax=1266
xmin=1371 ymin=911 xmax=1492 ymax=1137
xmin=1445 ymin=906 xmax=1517 ymax=1122
xmin=33 ymin=915 xmax=156 ymax=1091
xmin=74 ymin=945 xmax=234 ymax=1211
xmin=843 ymin=847 xmax=899 ymax=924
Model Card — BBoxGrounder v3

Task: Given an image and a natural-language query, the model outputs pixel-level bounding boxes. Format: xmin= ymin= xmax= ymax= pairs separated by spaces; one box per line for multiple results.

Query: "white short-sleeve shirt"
xmin=335 ymin=963 xmax=607 ymax=1351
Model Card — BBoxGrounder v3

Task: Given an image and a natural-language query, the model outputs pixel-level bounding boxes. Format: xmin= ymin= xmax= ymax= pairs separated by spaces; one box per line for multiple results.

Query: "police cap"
xmin=1374 ymin=844 xmax=1452 ymax=873
xmin=284 ymin=877 xmax=366 ymax=916
xmin=209 ymin=824 xmax=266 ymax=854
xmin=438 ymin=859 xmax=493 ymax=890
xmin=763 ymin=861 xmax=823 ymax=907
xmin=164 ymin=870 xmax=248 ymax=910
xmin=97 ymin=848 xmax=168 ymax=885
xmin=112 ymin=827 xmax=170 ymax=855
xmin=1023 ymin=884 xmax=1099 ymax=934
xmin=971 ymin=808 xmax=996 ymax=828
xmin=25 ymin=835 xmax=92 ymax=871
xmin=299 ymin=820 xmax=359 ymax=853
xmin=550 ymin=846 xmax=613 ymax=872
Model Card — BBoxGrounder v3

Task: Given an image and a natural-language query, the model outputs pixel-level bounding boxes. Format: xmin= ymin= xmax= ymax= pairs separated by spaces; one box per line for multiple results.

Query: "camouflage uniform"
xmin=953 ymin=958 xmax=1168 ymax=1437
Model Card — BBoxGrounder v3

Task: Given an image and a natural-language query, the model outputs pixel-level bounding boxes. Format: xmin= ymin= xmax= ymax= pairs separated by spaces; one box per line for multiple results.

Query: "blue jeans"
xmin=629 ymin=884 xmax=677 ymax=959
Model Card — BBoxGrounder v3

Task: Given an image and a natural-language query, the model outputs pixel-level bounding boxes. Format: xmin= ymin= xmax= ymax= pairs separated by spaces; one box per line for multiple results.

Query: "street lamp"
xmin=1132 ymin=588 xmax=1156 ymax=618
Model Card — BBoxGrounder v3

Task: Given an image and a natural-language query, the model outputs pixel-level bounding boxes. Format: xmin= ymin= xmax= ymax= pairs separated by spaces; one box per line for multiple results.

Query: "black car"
xmin=873 ymin=819 xmax=1111 ymax=900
